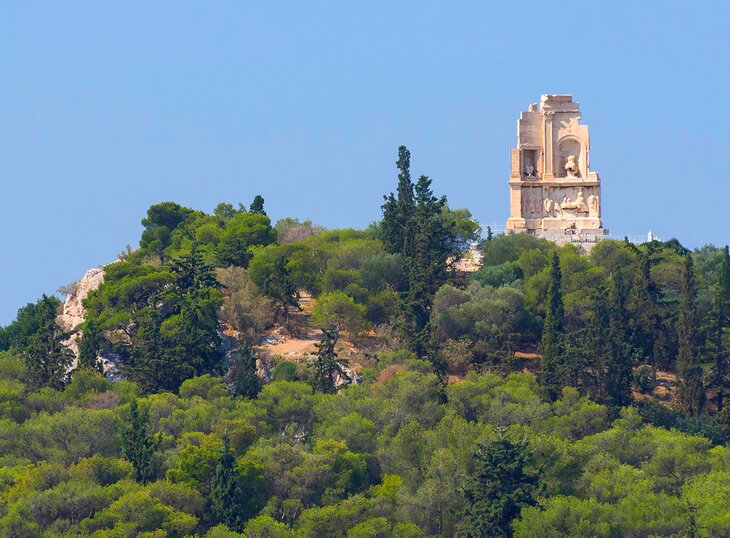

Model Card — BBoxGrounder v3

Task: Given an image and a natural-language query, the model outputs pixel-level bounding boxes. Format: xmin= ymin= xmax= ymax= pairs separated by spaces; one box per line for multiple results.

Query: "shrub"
xmin=632 ymin=365 xmax=654 ymax=394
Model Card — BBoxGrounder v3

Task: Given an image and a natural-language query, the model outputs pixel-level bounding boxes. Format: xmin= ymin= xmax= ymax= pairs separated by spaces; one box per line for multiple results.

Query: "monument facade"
xmin=506 ymin=94 xmax=607 ymax=247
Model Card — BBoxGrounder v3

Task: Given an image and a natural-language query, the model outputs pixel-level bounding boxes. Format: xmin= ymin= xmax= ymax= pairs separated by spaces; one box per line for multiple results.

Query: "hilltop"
xmin=1 ymin=146 xmax=730 ymax=536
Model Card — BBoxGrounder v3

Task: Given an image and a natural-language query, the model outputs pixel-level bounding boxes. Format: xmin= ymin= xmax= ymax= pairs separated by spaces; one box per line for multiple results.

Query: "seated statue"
xmin=565 ymin=155 xmax=580 ymax=178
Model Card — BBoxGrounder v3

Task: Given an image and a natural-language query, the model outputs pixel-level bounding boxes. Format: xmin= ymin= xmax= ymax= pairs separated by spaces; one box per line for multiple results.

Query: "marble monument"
xmin=506 ymin=94 xmax=607 ymax=247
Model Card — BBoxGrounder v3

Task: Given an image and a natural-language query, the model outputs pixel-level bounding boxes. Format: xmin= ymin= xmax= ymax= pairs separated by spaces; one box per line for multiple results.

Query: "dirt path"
xmin=262 ymin=326 xmax=323 ymax=360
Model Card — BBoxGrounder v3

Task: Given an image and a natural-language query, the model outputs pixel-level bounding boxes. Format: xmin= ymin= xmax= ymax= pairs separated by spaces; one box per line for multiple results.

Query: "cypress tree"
xmin=539 ymin=253 xmax=566 ymax=400
xmin=381 ymin=145 xmax=415 ymax=255
xmin=632 ymin=252 xmax=661 ymax=388
xmin=381 ymin=146 xmax=464 ymax=360
xmin=78 ymin=319 xmax=104 ymax=373
xmin=605 ymin=271 xmax=633 ymax=407
xmin=395 ymin=145 xmax=416 ymax=258
xmin=211 ymin=435 xmax=245 ymax=532
xmin=121 ymin=399 xmax=161 ymax=484
xmin=458 ymin=439 xmax=540 ymax=538
xmin=402 ymin=175 xmax=451 ymax=358
xmin=713 ymin=246 xmax=730 ymax=411
xmin=676 ymin=254 xmax=704 ymax=415
xmin=229 ymin=339 xmax=261 ymax=399
xmin=312 ymin=328 xmax=349 ymax=393
xmin=575 ymin=282 xmax=611 ymax=398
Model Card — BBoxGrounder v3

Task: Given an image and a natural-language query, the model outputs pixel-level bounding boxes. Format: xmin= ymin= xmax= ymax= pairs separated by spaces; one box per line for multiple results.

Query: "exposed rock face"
xmin=57 ymin=267 xmax=105 ymax=355
xmin=219 ymin=328 xmax=273 ymax=383
xmin=58 ymin=267 xmax=105 ymax=333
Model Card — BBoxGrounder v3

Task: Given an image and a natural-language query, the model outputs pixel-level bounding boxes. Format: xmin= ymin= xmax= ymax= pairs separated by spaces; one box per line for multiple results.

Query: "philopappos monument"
xmin=506 ymin=94 xmax=607 ymax=247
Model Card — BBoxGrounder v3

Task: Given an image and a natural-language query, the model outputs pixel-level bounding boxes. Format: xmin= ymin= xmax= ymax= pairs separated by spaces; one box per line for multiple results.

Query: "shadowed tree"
xmin=539 ymin=253 xmax=566 ymax=400
xmin=249 ymin=195 xmax=266 ymax=215
xmin=23 ymin=294 xmax=74 ymax=390
xmin=458 ymin=439 xmax=541 ymax=538
xmin=605 ymin=271 xmax=633 ymax=407
xmin=121 ymin=399 xmax=162 ymax=484
xmin=632 ymin=252 xmax=662 ymax=388
xmin=312 ymin=328 xmax=349 ymax=393
xmin=211 ymin=435 xmax=246 ymax=531
xmin=713 ymin=245 xmax=730 ymax=411
xmin=77 ymin=319 xmax=104 ymax=373
xmin=676 ymin=254 xmax=704 ymax=415
xmin=264 ymin=257 xmax=301 ymax=331
xmin=228 ymin=339 xmax=261 ymax=399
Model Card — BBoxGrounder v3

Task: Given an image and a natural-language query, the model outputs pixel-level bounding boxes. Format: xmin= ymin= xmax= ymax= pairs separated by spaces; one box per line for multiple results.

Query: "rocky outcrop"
xmin=58 ymin=267 xmax=105 ymax=333
xmin=57 ymin=267 xmax=105 ymax=356
xmin=219 ymin=327 xmax=273 ymax=383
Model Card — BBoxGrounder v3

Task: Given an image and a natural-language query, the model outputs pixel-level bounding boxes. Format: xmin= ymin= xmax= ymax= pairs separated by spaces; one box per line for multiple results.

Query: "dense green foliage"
xmin=2 ymin=146 xmax=730 ymax=535
xmin=458 ymin=439 xmax=540 ymax=537
xmin=0 ymin=354 xmax=728 ymax=536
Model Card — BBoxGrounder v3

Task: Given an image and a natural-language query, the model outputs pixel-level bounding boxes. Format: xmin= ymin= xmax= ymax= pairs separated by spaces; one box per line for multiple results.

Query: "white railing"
xmin=481 ymin=223 xmax=655 ymax=246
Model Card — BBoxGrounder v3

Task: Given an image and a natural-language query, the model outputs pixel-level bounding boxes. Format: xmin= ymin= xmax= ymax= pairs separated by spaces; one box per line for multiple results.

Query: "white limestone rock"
xmin=58 ymin=267 xmax=105 ymax=333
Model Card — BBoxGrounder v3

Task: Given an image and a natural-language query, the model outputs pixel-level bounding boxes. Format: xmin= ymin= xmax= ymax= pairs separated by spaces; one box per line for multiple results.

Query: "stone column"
xmin=543 ymin=111 xmax=555 ymax=179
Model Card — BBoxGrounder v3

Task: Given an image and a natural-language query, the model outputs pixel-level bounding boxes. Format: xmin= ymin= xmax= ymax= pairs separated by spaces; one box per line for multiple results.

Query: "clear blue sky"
xmin=2 ymin=1 xmax=729 ymax=324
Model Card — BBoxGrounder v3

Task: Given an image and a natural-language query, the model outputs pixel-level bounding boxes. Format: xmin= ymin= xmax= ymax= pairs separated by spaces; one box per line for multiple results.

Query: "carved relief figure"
xmin=565 ymin=155 xmax=580 ymax=178
xmin=560 ymin=188 xmax=589 ymax=214
xmin=588 ymin=194 xmax=600 ymax=218
xmin=575 ymin=189 xmax=586 ymax=213
xmin=543 ymin=198 xmax=555 ymax=217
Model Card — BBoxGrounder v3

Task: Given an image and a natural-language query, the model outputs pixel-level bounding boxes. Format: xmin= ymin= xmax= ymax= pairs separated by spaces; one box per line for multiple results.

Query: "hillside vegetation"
xmin=1 ymin=146 xmax=730 ymax=537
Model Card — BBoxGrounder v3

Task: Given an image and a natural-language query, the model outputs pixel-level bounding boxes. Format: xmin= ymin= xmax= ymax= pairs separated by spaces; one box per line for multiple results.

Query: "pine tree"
xmin=312 ymin=328 xmax=349 ymax=393
xmin=229 ymin=339 xmax=261 ymax=399
xmin=458 ymin=439 xmax=540 ymax=538
xmin=23 ymin=294 xmax=74 ymax=390
xmin=676 ymin=254 xmax=705 ymax=415
xmin=249 ymin=195 xmax=266 ymax=215
xmin=211 ymin=435 xmax=245 ymax=531
xmin=121 ymin=399 xmax=161 ymax=484
xmin=713 ymin=245 xmax=730 ymax=411
xmin=539 ymin=253 xmax=566 ymax=400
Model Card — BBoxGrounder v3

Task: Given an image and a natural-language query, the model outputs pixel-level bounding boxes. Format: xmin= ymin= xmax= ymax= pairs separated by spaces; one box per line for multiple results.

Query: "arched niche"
xmin=557 ymin=136 xmax=585 ymax=178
